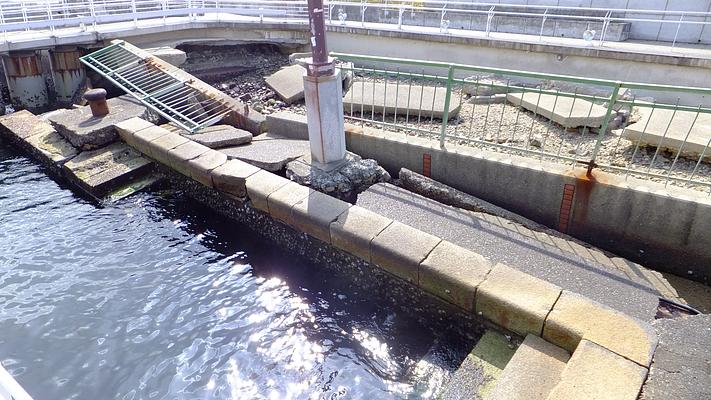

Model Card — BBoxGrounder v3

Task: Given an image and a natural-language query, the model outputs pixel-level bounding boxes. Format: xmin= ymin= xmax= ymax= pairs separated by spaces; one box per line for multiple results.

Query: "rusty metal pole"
xmin=306 ymin=0 xmax=334 ymax=76
xmin=303 ymin=0 xmax=346 ymax=167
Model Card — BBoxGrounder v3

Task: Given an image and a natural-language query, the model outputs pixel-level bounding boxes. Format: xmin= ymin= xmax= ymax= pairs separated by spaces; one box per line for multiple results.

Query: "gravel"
xmin=191 ymin=47 xmax=711 ymax=194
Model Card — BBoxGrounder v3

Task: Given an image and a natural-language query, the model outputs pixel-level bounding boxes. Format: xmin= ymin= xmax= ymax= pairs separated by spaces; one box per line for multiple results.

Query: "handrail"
xmin=1 ymin=0 xmax=711 ymax=48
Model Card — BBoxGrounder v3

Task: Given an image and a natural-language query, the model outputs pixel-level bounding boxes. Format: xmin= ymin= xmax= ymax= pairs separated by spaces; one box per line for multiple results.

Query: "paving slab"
xmin=265 ymin=64 xmax=307 ymax=104
xmin=162 ymin=123 xmax=253 ymax=148
xmin=245 ymin=170 xmax=291 ymax=212
xmin=370 ymin=221 xmax=442 ymax=284
xmin=356 ymin=183 xmax=661 ymax=321
xmin=476 ymin=263 xmax=561 ymax=337
xmin=329 ymin=205 xmax=393 ymax=263
xmin=344 ymin=81 xmax=461 ymax=120
xmin=620 ymin=109 xmax=711 ymax=160
xmin=548 ymin=340 xmax=648 ymax=400
xmin=145 ymin=46 xmax=187 ymax=66
xmin=543 ymin=291 xmax=657 ymax=367
xmin=266 ymin=181 xmax=313 ymax=224
xmin=419 ymin=240 xmax=492 ymax=312
xmin=507 ymin=92 xmax=608 ymax=128
xmin=166 ymin=141 xmax=211 ymax=177
xmin=48 ymin=95 xmax=159 ymax=149
xmin=186 ymin=150 xmax=228 ymax=187
xmin=62 ymin=142 xmax=152 ymax=197
xmin=640 ymin=314 xmax=711 ymax=400
xmin=150 ymin=133 xmax=190 ymax=165
xmin=211 ymin=159 xmax=261 ymax=198
xmin=290 ymin=191 xmax=352 ymax=243
xmin=487 ymin=334 xmax=569 ymax=400
xmin=219 ymin=133 xmax=309 ymax=171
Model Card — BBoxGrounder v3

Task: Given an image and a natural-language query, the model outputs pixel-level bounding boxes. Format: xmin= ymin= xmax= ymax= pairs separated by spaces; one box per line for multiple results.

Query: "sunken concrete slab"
xmin=219 ymin=133 xmax=310 ymax=171
xmin=543 ymin=291 xmax=658 ymax=367
xmin=245 ymin=169 xmax=291 ymax=212
xmin=266 ymin=111 xmax=309 ymax=140
xmin=162 ymin=123 xmax=253 ymax=149
xmin=419 ymin=240 xmax=492 ymax=312
xmin=186 ymin=150 xmax=228 ymax=187
xmin=547 ymin=340 xmax=648 ymax=400
xmin=63 ymin=142 xmax=153 ymax=198
xmin=266 ymin=181 xmax=313 ymax=224
xmin=641 ymin=314 xmax=711 ymax=400
xmin=0 ymin=110 xmax=78 ymax=168
xmin=265 ymin=64 xmax=306 ymax=104
xmin=330 ymin=206 xmax=393 ymax=263
xmin=476 ymin=263 xmax=562 ymax=337
xmin=211 ymin=159 xmax=261 ymax=198
xmin=291 ymin=191 xmax=352 ymax=243
xmin=343 ymin=81 xmax=461 ymax=120
xmin=507 ymin=92 xmax=608 ymax=128
xmin=487 ymin=334 xmax=570 ymax=400
xmin=370 ymin=221 xmax=442 ymax=284
xmin=620 ymin=109 xmax=711 ymax=160
xmin=49 ymin=96 xmax=159 ymax=149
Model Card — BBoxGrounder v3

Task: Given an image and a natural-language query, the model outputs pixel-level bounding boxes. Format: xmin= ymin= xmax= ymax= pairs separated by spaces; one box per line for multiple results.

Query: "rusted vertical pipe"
xmin=306 ymin=0 xmax=334 ymax=77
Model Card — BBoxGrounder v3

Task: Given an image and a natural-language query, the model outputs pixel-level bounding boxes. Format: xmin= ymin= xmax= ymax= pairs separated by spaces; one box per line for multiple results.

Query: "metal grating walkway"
xmin=80 ymin=41 xmax=231 ymax=133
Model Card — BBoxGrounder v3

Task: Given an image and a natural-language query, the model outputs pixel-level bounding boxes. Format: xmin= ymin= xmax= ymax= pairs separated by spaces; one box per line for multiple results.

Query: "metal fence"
xmin=333 ymin=52 xmax=711 ymax=194
xmin=2 ymin=0 xmax=711 ymax=49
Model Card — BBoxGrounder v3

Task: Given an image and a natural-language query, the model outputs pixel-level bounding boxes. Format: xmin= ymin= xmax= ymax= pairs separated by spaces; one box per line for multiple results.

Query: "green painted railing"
xmin=332 ymin=52 xmax=711 ymax=194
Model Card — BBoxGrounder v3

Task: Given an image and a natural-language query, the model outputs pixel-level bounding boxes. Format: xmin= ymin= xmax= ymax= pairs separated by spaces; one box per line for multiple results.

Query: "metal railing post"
xmin=440 ymin=64 xmax=454 ymax=148
xmin=131 ymin=0 xmax=138 ymax=27
xmin=589 ymin=81 xmax=621 ymax=168
xmin=398 ymin=5 xmax=403 ymax=29
xmin=673 ymin=13 xmax=684 ymax=48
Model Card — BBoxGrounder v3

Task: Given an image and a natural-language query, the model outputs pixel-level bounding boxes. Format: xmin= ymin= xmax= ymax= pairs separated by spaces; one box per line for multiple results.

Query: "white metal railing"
xmin=1 ymin=0 xmax=710 ymax=48
xmin=0 ymin=362 xmax=32 ymax=400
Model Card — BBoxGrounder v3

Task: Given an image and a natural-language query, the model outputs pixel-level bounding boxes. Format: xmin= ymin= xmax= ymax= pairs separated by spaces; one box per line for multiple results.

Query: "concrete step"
xmin=438 ymin=329 xmax=517 ymax=400
xmin=486 ymin=335 xmax=570 ymax=400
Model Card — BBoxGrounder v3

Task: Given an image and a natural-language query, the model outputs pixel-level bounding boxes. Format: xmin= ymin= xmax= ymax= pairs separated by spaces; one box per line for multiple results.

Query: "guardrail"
xmin=333 ymin=52 xmax=711 ymax=194
xmin=1 ymin=0 xmax=711 ymax=49
xmin=0 ymin=362 xmax=32 ymax=400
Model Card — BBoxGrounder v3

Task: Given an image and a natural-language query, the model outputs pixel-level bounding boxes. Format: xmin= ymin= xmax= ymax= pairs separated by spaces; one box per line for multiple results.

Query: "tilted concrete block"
xmin=370 ymin=221 xmax=442 ymax=283
xmin=419 ymin=240 xmax=492 ymax=311
xmin=167 ymin=141 xmax=211 ymax=177
xmin=186 ymin=149 xmax=228 ymax=187
xmin=476 ymin=263 xmax=561 ymax=337
xmin=149 ymin=133 xmax=190 ymax=165
xmin=330 ymin=206 xmax=393 ymax=263
xmin=115 ymin=117 xmax=155 ymax=142
xmin=291 ymin=191 xmax=351 ymax=243
xmin=266 ymin=182 xmax=313 ymax=225
xmin=211 ymin=159 xmax=261 ymax=198
xmin=131 ymin=125 xmax=172 ymax=157
xmin=245 ymin=170 xmax=291 ymax=212
xmin=547 ymin=340 xmax=647 ymax=400
xmin=543 ymin=291 xmax=658 ymax=367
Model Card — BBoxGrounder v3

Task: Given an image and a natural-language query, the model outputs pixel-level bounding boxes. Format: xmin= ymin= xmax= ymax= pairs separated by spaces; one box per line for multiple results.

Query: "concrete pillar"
xmin=303 ymin=68 xmax=347 ymax=166
xmin=1 ymin=51 xmax=49 ymax=111
xmin=50 ymin=47 xmax=86 ymax=106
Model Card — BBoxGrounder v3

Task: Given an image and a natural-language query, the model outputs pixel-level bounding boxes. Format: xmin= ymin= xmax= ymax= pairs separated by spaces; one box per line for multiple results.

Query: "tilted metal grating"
xmin=80 ymin=41 xmax=231 ymax=133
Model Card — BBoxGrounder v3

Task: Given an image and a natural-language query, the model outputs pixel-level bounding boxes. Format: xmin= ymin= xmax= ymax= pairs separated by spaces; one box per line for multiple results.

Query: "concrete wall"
xmin=345 ymin=126 xmax=711 ymax=284
xmin=326 ymin=28 xmax=711 ymax=106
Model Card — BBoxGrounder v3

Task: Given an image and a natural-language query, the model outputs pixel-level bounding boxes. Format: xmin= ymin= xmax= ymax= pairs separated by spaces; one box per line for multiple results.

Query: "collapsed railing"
xmin=1 ymin=0 xmax=711 ymax=49
xmin=333 ymin=52 xmax=711 ymax=194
